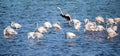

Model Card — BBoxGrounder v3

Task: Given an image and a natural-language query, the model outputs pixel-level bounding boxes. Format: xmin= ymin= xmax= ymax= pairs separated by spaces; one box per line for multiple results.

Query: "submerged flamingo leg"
xmin=92 ymin=32 xmax=95 ymax=38
xmin=97 ymin=31 xmax=103 ymax=39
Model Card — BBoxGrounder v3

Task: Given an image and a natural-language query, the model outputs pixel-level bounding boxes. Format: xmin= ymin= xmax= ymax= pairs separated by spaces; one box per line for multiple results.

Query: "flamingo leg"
xmin=68 ymin=21 xmax=71 ymax=26
xmin=92 ymin=32 xmax=95 ymax=38
xmin=37 ymin=38 xmax=40 ymax=42
xmin=98 ymin=31 xmax=102 ymax=37
xmin=29 ymin=38 xmax=34 ymax=44
xmin=97 ymin=31 xmax=103 ymax=39
xmin=9 ymin=36 xmax=16 ymax=40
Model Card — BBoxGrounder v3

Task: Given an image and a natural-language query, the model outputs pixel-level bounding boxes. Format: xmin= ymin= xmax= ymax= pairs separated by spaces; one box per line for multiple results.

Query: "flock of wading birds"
xmin=3 ymin=7 xmax=120 ymax=41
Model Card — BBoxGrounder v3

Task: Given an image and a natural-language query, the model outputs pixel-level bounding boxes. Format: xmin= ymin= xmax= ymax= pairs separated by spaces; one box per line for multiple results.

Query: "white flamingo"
xmin=28 ymin=32 xmax=44 ymax=40
xmin=11 ymin=21 xmax=22 ymax=29
xmin=84 ymin=19 xmax=97 ymax=37
xmin=34 ymin=22 xmax=47 ymax=33
xmin=43 ymin=21 xmax=52 ymax=29
xmin=96 ymin=16 xmax=104 ymax=24
xmin=111 ymin=25 xmax=118 ymax=32
xmin=53 ymin=23 xmax=62 ymax=30
xmin=106 ymin=27 xmax=118 ymax=40
xmin=3 ymin=26 xmax=17 ymax=38
xmin=106 ymin=18 xmax=115 ymax=25
xmin=114 ymin=18 xmax=120 ymax=24
xmin=71 ymin=19 xmax=81 ymax=25
xmin=66 ymin=32 xmax=76 ymax=39
xmin=28 ymin=32 xmax=35 ymax=39
xmin=97 ymin=25 xmax=105 ymax=31
xmin=28 ymin=22 xmax=45 ymax=41
xmin=71 ymin=19 xmax=81 ymax=31
xmin=37 ymin=26 xmax=47 ymax=33
xmin=96 ymin=25 xmax=105 ymax=37
xmin=89 ymin=25 xmax=98 ymax=37
xmin=34 ymin=32 xmax=44 ymax=40
xmin=84 ymin=19 xmax=96 ymax=33
xmin=89 ymin=25 xmax=97 ymax=32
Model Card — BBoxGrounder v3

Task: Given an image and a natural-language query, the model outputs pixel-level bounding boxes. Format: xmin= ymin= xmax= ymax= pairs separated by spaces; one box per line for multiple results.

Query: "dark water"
xmin=0 ymin=0 xmax=120 ymax=56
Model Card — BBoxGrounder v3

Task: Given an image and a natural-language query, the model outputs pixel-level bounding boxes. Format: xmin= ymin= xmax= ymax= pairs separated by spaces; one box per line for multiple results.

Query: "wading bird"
xmin=106 ymin=27 xmax=118 ymax=40
xmin=96 ymin=25 xmax=105 ymax=32
xmin=28 ymin=32 xmax=35 ymax=40
xmin=84 ymin=19 xmax=96 ymax=33
xmin=106 ymin=18 xmax=115 ymax=26
xmin=53 ymin=22 xmax=62 ymax=31
xmin=43 ymin=21 xmax=52 ymax=29
xmin=66 ymin=32 xmax=76 ymax=39
xmin=111 ymin=25 xmax=118 ymax=32
xmin=57 ymin=7 xmax=72 ymax=24
xmin=3 ymin=26 xmax=17 ymax=38
xmin=71 ymin=19 xmax=81 ymax=25
xmin=84 ymin=19 xmax=97 ymax=37
xmin=37 ymin=26 xmax=47 ymax=33
xmin=71 ymin=19 xmax=81 ymax=31
xmin=28 ymin=22 xmax=45 ymax=41
xmin=96 ymin=25 xmax=105 ymax=37
xmin=34 ymin=32 xmax=44 ymax=40
xmin=96 ymin=16 xmax=104 ymax=24
xmin=28 ymin=31 xmax=44 ymax=41
xmin=114 ymin=18 xmax=120 ymax=24
xmin=11 ymin=21 xmax=22 ymax=29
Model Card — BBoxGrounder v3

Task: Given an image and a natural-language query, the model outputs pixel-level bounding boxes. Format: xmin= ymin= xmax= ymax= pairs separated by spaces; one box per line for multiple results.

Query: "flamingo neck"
xmin=36 ymin=22 xmax=38 ymax=29
xmin=60 ymin=9 xmax=63 ymax=14
xmin=57 ymin=7 xmax=63 ymax=14
xmin=11 ymin=22 xmax=14 ymax=26
xmin=85 ymin=19 xmax=89 ymax=24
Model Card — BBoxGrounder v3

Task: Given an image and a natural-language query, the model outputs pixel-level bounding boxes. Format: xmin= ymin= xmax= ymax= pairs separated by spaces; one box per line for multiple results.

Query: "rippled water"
xmin=0 ymin=0 xmax=120 ymax=56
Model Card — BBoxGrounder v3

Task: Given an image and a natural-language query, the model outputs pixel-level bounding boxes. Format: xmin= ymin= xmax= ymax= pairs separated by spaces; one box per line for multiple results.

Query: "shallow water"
xmin=0 ymin=0 xmax=120 ymax=56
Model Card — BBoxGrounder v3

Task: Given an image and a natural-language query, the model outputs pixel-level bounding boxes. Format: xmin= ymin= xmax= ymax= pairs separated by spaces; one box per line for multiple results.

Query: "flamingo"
xmin=89 ymin=25 xmax=97 ymax=32
xmin=84 ymin=19 xmax=96 ymax=33
xmin=106 ymin=18 xmax=115 ymax=25
xmin=28 ymin=32 xmax=44 ymax=41
xmin=71 ymin=19 xmax=81 ymax=25
xmin=34 ymin=32 xmax=44 ymax=40
xmin=96 ymin=25 xmax=105 ymax=37
xmin=84 ymin=23 xmax=90 ymax=33
xmin=106 ymin=27 xmax=118 ymax=40
xmin=89 ymin=25 xmax=98 ymax=37
xmin=96 ymin=25 xmax=105 ymax=31
xmin=95 ymin=16 xmax=104 ymax=24
xmin=28 ymin=32 xmax=35 ymax=40
xmin=34 ymin=22 xmax=47 ymax=33
xmin=11 ymin=21 xmax=22 ymax=29
xmin=28 ymin=22 xmax=45 ymax=41
xmin=53 ymin=23 xmax=62 ymax=31
xmin=43 ymin=21 xmax=52 ymax=29
xmin=3 ymin=26 xmax=17 ymax=38
xmin=74 ymin=23 xmax=81 ymax=31
xmin=71 ymin=19 xmax=81 ymax=31
xmin=66 ymin=32 xmax=76 ymax=39
xmin=57 ymin=7 xmax=72 ymax=24
xmin=37 ymin=26 xmax=47 ymax=33
xmin=114 ymin=18 xmax=120 ymax=24
xmin=84 ymin=19 xmax=97 ymax=37
xmin=111 ymin=25 xmax=118 ymax=32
